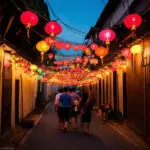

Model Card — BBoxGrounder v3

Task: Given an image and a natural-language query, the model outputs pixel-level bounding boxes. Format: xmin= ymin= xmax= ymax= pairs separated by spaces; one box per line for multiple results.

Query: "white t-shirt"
xmin=55 ymin=93 xmax=62 ymax=105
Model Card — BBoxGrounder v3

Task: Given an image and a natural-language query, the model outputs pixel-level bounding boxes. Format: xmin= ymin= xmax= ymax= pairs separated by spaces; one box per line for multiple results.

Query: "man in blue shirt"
xmin=59 ymin=87 xmax=72 ymax=132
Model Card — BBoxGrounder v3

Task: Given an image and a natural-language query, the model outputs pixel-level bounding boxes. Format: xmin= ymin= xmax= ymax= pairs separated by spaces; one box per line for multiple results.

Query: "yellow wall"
xmin=15 ymin=66 xmax=38 ymax=119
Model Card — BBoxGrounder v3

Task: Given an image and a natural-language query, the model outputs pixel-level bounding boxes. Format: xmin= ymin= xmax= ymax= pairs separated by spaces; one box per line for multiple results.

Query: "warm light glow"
xmin=131 ymin=45 xmax=142 ymax=54
xmin=30 ymin=64 xmax=38 ymax=71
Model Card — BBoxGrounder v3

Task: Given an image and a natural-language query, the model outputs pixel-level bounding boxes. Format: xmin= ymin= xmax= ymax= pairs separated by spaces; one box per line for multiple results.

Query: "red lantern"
xmin=112 ymin=62 xmax=117 ymax=71
xmin=90 ymin=43 xmax=98 ymax=51
xmin=44 ymin=21 xmax=62 ymax=36
xmin=4 ymin=60 xmax=10 ymax=68
xmin=64 ymin=43 xmax=72 ymax=50
xmin=80 ymin=44 xmax=87 ymax=51
xmin=55 ymin=41 xmax=63 ymax=50
xmin=48 ymin=53 xmax=54 ymax=59
xmin=99 ymin=29 xmax=116 ymax=49
xmin=121 ymin=48 xmax=132 ymax=59
xmin=45 ymin=37 xmax=55 ymax=46
xmin=20 ymin=11 xmax=38 ymax=38
xmin=124 ymin=14 xmax=142 ymax=30
xmin=76 ymin=55 xmax=82 ymax=63
xmin=74 ymin=44 xmax=79 ymax=51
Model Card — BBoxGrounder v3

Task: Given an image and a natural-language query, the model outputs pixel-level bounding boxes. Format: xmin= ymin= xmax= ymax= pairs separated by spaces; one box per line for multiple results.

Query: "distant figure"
xmin=55 ymin=88 xmax=63 ymax=130
xmin=80 ymin=92 xmax=93 ymax=135
xmin=59 ymin=87 xmax=72 ymax=132
xmin=69 ymin=87 xmax=80 ymax=129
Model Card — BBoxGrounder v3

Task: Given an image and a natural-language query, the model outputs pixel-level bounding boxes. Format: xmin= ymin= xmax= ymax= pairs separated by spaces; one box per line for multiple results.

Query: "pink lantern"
xmin=48 ymin=53 xmax=54 ymax=59
xmin=99 ymin=29 xmax=116 ymax=49
xmin=90 ymin=43 xmax=98 ymax=51
xmin=55 ymin=41 xmax=63 ymax=50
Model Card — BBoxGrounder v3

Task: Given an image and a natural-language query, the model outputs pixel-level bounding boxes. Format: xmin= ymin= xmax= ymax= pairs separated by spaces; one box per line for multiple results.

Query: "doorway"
xmin=1 ymin=66 xmax=12 ymax=134
xmin=123 ymin=73 xmax=127 ymax=118
xmin=99 ymin=79 xmax=101 ymax=107
xmin=15 ymin=80 xmax=20 ymax=124
xmin=113 ymin=72 xmax=117 ymax=113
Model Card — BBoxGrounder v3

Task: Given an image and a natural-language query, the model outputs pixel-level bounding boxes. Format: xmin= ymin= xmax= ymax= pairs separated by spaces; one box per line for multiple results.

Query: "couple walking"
xmin=55 ymin=87 xmax=93 ymax=134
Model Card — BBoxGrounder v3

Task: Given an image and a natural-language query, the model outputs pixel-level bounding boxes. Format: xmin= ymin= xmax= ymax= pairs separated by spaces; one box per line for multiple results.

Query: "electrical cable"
xmin=11 ymin=0 xmax=86 ymax=44
xmin=46 ymin=0 xmax=88 ymax=35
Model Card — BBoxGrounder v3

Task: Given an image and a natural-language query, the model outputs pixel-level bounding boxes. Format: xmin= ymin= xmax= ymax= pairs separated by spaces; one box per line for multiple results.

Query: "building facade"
xmin=86 ymin=0 xmax=150 ymax=144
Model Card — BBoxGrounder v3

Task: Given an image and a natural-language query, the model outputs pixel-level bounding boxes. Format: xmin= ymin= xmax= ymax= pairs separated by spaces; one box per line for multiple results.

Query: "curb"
xmin=108 ymin=122 xmax=149 ymax=149
xmin=15 ymin=103 xmax=50 ymax=148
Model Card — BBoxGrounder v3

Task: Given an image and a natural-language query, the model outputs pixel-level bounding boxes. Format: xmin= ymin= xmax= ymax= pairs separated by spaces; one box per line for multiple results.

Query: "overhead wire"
xmin=46 ymin=0 xmax=88 ymax=35
xmin=11 ymin=0 xmax=86 ymax=44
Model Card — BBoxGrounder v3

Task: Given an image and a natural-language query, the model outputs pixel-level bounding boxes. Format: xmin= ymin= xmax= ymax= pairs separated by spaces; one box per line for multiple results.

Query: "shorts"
xmin=81 ymin=113 xmax=91 ymax=123
xmin=59 ymin=107 xmax=70 ymax=122
xmin=57 ymin=107 xmax=60 ymax=118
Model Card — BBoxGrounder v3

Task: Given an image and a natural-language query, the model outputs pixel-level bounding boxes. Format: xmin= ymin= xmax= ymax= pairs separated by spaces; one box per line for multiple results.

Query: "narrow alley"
xmin=1 ymin=0 xmax=150 ymax=149
xmin=19 ymin=104 xmax=138 ymax=150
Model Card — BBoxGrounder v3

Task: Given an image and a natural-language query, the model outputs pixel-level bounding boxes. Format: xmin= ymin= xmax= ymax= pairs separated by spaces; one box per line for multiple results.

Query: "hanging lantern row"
xmin=20 ymin=11 xmax=62 ymax=38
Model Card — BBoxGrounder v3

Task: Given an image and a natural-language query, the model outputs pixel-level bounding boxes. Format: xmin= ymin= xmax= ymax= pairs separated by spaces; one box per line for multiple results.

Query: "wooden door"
xmin=1 ymin=66 xmax=12 ymax=134
xmin=15 ymin=80 xmax=19 ymax=124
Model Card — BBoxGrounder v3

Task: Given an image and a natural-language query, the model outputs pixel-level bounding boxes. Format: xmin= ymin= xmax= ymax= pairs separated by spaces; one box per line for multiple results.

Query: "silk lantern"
xmin=74 ymin=44 xmax=79 ymax=51
xmin=44 ymin=21 xmax=62 ymax=36
xmin=80 ymin=44 xmax=87 ymax=51
xmin=131 ymin=45 xmax=142 ymax=54
xmin=36 ymin=41 xmax=50 ymax=61
xmin=55 ymin=41 xmax=63 ymax=50
xmin=85 ymin=47 xmax=91 ymax=56
xmin=45 ymin=37 xmax=55 ymax=46
xmin=99 ymin=29 xmax=116 ymax=49
xmin=48 ymin=53 xmax=54 ymax=59
xmin=124 ymin=14 xmax=142 ymax=31
xmin=95 ymin=46 xmax=108 ymax=65
xmin=64 ymin=43 xmax=72 ymax=50
xmin=20 ymin=11 xmax=38 ymax=38
xmin=30 ymin=64 xmax=38 ymax=72
xmin=90 ymin=43 xmax=98 ymax=51
xmin=121 ymin=48 xmax=132 ymax=59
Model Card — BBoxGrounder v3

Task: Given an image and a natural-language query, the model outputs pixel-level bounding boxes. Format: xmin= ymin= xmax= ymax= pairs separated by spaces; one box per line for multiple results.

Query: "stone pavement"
xmin=18 ymin=104 xmax=140 ymax=150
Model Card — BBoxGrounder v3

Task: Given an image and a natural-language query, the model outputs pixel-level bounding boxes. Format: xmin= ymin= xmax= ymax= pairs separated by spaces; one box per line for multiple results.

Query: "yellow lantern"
xmin=131 ymin=45 xmax=142 ymax=54
xmin=85 ymin=47 xmax=91 ymax=56
xmin=36 ymin=41 xmax=50 ymax=61
xmin=30 ymin=64 xmax=38 ymax=72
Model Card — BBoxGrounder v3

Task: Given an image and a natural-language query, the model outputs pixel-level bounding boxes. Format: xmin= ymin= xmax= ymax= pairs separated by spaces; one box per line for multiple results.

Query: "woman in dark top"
xmin=80 ymin=92 xmax=93 ymax=134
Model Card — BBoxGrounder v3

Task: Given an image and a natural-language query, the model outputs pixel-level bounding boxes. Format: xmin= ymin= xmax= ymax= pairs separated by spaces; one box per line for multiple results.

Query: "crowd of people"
xmin=54 ymin=87 xmax=93 ymax=135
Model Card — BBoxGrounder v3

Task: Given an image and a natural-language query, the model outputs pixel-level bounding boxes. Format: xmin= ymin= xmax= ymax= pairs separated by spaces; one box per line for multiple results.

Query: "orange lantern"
xmin=36 ymin=41 xmax=50 ymax=61
xmin=85 ymin=47 xmax=91 ymax=56
xmin=95 ymin=46 xmax=108 ymax=65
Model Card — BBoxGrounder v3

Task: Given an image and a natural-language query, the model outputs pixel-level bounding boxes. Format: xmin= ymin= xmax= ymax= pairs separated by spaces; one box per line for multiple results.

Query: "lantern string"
xmin=10 ymin=0 xmax=86 ymax=44
xmin=46 ymin=0 xmax=87 ymax=35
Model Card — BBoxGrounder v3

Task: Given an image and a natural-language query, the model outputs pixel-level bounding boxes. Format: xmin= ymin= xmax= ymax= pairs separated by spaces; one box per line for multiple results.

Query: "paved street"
xmin=19 ymin=104 xmax=138 ymax=150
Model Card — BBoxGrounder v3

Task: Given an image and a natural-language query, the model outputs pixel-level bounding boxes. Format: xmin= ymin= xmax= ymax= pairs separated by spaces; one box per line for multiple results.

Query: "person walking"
xmin=59 ymin=87 xmax=72 ymax=132
xmin=80 ymin=92 xmax=93 ymax=135
xmin=54 ymin=88 xmax=63 ymax=130
xmin=69 ymin=87 xmax=80 ymax=129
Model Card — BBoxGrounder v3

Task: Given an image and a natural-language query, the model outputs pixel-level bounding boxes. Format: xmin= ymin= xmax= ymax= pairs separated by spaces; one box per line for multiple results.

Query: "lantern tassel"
xmin=26 ymin=24 xmax=31 ymax=39
xmin=26 ymin=28 xmax=30 ymax=39
xmin=100 ymin=57 xmax=103 ymax=65
xmin=41 ymin=52 xmax=44 ymax=62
